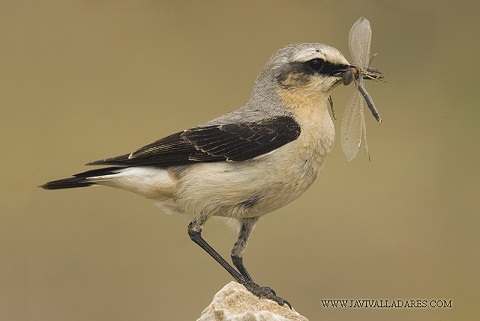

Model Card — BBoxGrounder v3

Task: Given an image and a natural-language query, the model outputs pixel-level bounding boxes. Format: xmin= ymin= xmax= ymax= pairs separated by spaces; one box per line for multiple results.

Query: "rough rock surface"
xmin=197 ymin=282 xmax=309 ymax=321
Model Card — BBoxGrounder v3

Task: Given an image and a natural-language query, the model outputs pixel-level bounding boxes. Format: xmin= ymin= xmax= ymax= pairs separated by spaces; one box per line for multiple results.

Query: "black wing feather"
xmin=88 ymin=116 xmax=300 ymax=167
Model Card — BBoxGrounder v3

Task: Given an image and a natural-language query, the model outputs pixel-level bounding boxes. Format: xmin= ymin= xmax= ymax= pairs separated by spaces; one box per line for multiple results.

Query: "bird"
xmin=42 ymin=42 xmax=360 ymax=307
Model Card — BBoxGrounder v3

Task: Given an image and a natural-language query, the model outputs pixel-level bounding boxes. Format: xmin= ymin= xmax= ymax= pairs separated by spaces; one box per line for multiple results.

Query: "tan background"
xmin=1 ymin=1 xmax=478 ymax=320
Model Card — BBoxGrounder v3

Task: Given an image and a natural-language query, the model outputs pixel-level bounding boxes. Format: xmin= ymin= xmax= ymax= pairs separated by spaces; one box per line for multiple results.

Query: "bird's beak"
xmin=332 ymin=66 xmax=351 ymax=77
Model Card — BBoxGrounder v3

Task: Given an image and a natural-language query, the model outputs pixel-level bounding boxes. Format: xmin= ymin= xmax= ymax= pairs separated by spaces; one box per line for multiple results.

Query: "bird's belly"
xmin=164 ymin=135 xmax=332 ymax=219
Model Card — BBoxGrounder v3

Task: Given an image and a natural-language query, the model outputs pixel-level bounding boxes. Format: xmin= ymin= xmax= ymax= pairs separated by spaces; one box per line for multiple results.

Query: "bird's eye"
xmin=306 ymin=58 xmax=324 ymax=71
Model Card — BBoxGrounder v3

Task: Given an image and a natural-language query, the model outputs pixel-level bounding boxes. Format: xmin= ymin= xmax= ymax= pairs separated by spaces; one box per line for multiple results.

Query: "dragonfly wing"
xmin=349 ymin=17 xmax=372 ymax=67
xmin=341 ymin=84 xmax=364 ymax=161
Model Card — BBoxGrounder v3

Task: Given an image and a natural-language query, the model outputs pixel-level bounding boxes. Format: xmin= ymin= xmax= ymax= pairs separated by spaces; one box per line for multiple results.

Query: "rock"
xmin=197 ymin=281 xmax=309 ymax=321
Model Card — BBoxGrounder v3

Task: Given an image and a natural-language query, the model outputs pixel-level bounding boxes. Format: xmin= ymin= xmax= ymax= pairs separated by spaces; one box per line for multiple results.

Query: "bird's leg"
xmin=188 ymin=217 xmax=246 ymax=283
xmin=231 ymin=217 xmax=291 ymax=308
xmin=188 ymin=217 xmax=291 ymax=308
xmin=231 ymin=217 xmax=258 ymax=281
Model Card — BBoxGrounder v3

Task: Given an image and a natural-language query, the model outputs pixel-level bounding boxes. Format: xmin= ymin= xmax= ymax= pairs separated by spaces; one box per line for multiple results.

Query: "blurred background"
xmin=1 ymin=1 xmax=478 ymax=320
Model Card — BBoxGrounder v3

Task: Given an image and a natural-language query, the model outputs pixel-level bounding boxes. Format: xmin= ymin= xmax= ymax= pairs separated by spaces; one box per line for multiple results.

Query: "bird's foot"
xmin=240 ymin=280 xmax=292 ymax=308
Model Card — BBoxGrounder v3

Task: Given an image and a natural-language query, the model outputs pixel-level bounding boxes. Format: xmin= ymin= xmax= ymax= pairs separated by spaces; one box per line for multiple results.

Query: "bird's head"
xmin=254 ymin=43 xmax=351 ymax=99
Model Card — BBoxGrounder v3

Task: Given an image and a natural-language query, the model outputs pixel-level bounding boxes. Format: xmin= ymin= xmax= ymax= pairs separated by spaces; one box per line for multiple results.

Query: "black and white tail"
xmin=41 ymin=167 xmax=125 ymax=190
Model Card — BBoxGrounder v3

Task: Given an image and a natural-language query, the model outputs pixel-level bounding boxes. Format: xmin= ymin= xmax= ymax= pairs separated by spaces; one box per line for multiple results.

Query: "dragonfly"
xmin=340 ymin=17 xmax=383 ymax=161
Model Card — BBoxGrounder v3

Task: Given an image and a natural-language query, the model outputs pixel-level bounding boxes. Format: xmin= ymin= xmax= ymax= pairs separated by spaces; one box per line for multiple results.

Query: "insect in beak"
xmin=340 ymin=16 xmax=384 ymax=161
xmin=342 ymin=65 xmax=383 ymax=123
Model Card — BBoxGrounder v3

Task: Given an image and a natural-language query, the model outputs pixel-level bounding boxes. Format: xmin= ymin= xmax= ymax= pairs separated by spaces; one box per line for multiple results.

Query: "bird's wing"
xmin=88 ymin=116 xmax=301 ymax=167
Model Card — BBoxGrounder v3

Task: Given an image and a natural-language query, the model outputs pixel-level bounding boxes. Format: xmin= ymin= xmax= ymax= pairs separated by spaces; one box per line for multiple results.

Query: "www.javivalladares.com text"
xmin=320 ymin=299 xmax=453 ymax=309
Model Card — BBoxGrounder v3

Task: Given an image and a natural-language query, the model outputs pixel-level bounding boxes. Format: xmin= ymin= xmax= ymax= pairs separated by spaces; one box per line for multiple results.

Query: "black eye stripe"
xmin=304 ymin=59 xmax=347 ymax=75
xmin=275 ymin=60 xmax=349 ymax=85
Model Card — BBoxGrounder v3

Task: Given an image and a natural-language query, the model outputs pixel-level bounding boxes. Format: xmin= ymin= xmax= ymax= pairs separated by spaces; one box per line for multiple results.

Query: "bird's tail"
xmin=41 ymin=167 xmax=126 ymax=190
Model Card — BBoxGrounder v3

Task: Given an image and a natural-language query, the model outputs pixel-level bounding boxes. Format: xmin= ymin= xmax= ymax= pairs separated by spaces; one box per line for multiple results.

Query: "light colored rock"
xmin=197 ymin=281 xmax=309 ymax=321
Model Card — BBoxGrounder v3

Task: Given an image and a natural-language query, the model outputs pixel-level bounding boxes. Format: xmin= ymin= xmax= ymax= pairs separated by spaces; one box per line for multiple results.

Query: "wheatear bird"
xmin=42 ymin=43 xmax=369 ymax=307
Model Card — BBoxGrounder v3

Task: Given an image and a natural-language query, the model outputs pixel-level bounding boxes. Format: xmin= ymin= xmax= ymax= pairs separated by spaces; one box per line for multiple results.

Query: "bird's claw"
xmin=241 ymin=281 xmax=292 ymax=308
